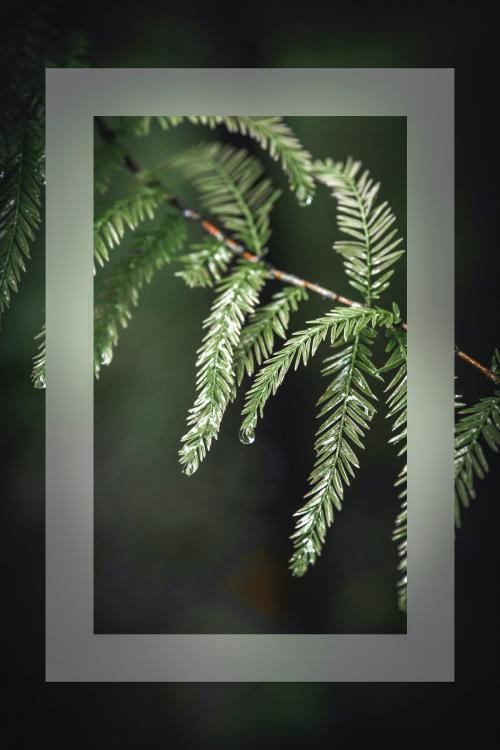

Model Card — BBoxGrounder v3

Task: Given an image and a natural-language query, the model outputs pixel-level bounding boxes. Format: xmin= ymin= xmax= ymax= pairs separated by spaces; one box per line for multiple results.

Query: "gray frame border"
xmin=46 ymin=68 xmax=454 ymax=681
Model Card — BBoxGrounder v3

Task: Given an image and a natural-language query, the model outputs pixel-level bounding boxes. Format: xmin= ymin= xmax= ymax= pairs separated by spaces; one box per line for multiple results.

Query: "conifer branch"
xmin=94 ymin=117 xmax=359 ymax=305
xmin=94 ymin=117 xmax=499 ymax=385
xmin=7 ymin=20 xmax=499 ymax=619
xmin=170 ymin=204 xmax=360 ymax=307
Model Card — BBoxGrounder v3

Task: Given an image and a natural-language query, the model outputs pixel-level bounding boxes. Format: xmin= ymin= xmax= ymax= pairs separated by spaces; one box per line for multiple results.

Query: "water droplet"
xmin=183 ymin=461 xmax=197 ymax=476
xmin=299 ymin=194 xmax=313 ymax=207
xmin=239 ymin=426 xmax=255 ymax=445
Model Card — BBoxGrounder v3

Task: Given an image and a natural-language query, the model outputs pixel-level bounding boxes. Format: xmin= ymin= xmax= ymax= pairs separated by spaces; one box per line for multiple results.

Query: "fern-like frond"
xmin=94 ymin=209 xmax=187 ymax=377
xmin=289 ymin=327 xmax=382 ymax=576
xmin=0 ymin=113 xmax=44 ymax=321
xmin=94 ymin=185 xmax=169 ymax=267
xmin=381 ymin=326 xmax=408 ymax=612
xmin=175 ymin=239 xmax=233 ymax=289
xmin=136 ymin=116 xmax=315 ymax=204
xmin=240 ymin=306 xmax=396 ymax=443
xmin=233 ymin=286 xmax=308 ymax=388
xmin=31 ymin=324 xmax=46 ymax=389
xmin=171 ymin=143 xmax=280 ymax=255
xmin=454 ymin=350 xmax=500 ymax=526
xmin=315 ymin=158 xmax=405 ymax=305
xmin=179 ymin=261 xmax=268 ymax=475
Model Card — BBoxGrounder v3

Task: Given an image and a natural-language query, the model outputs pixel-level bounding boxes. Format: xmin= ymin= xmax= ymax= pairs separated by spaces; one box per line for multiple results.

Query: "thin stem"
xmin=455 ymin=347 xmax=499 ymax=384
xmin=173 ymin=205 xmax=361 ymax=307
xmin=94 ymin=117 xmax=500 ymax=386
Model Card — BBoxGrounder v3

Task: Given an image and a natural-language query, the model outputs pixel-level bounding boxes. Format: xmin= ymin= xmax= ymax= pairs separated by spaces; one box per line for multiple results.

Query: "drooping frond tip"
xmin=179 ymin=261 xmax=269 ymax=476
xmin=315 ymin=157 xmax=405 ymax=306
xmin=289 ymin=327 xmax=382 ymax=577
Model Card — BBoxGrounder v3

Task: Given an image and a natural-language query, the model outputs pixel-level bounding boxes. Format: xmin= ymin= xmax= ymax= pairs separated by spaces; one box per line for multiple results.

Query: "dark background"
xmin=2 ymin=1 xmax=498 ymax=746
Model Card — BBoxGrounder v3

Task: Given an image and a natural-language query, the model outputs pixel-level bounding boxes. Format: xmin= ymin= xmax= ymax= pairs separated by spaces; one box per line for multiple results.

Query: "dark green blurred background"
xmin=94 ymin=116 xmax=407 ymax=634
xmin=3 ymin=1 xmax=499 ymax=746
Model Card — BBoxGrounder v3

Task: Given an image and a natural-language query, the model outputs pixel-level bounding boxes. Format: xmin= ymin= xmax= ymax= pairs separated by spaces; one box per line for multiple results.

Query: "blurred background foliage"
xmin=94 ymin=116 xmax=407 ymax=634
xmin=2 ymin=2 xmax=499 ymax=746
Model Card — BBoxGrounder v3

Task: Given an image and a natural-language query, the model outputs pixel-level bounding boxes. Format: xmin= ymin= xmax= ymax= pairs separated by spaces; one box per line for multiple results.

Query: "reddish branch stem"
xmin=455 ymin=348 xmax=499 ymax=384
xmin=175 ymin=206 xmax=361 ymax=307
xmin=95 ymin=117 xmax=500 ymax=385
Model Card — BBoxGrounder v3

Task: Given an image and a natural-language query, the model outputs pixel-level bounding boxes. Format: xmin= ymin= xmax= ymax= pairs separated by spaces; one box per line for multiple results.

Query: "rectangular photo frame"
xmin=46 ymin=68 xmax=454 ymax=681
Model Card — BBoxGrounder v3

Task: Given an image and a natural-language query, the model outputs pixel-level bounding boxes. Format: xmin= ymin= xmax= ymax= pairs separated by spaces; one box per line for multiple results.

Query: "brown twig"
xmin=94 ymin=117 xmax=500 ymax=385
xmin=455 ymin=347 xmax=499 ymax=384
xmin=170 ymin=204 xmax=361 ymax=307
